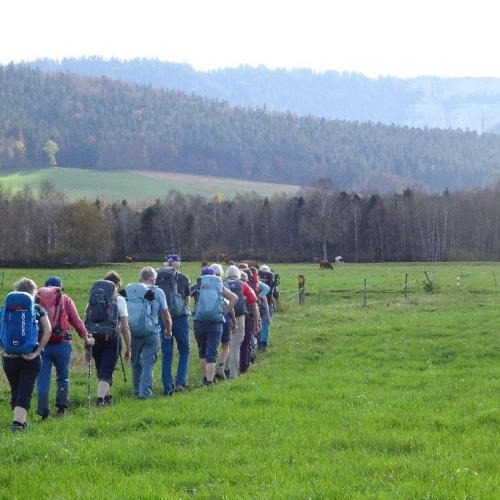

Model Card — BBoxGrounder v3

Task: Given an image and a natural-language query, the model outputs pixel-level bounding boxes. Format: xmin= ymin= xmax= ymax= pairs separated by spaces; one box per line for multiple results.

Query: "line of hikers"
xmin=0 ymin=255 xmax=279 ymax=431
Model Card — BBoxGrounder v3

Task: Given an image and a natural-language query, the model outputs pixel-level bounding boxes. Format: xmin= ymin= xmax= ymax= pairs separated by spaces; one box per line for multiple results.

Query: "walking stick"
xmin=120 ymin=352 xmax=127 ymax=383
xmin=87 ymin=344 xmax=92 ymax=414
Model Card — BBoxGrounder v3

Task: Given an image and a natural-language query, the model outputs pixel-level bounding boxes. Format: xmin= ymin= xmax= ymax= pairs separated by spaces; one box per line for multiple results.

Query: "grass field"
xmin=0 ymin=167 xmax=300 ymax=201
xmin=1 ymin=261 xmax=500 ymax=498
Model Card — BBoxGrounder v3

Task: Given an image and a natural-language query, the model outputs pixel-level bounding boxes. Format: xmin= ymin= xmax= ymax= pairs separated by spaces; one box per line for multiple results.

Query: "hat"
xmin=210 ymin=263 xmax=223 ymax=276
xmin=201 ymin=267 xmax=214 ymax=276
xmin=165 ymin=254 xmax=181 ymax=263
xmin=259 ymin=265 xmax=271 ymax=273
xmin=45 ymin=276 xmax=63 ymax=287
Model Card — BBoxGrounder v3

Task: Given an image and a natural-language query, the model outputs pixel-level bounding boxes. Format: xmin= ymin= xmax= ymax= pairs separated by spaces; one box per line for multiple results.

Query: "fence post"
xmin=363 ymin=278 xmax=367 ymax=306
xmin=298 ymin=275 xmax=305 ymax=305
xmin=317 ymin=288 xmax=321 ymax=306
xmin=405 ymin=273 xmax=408 ymax=299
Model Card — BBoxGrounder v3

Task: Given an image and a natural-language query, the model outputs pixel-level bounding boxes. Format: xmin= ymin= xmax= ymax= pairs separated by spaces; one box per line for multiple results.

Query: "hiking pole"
xmin=120 ymin=352 xmax=127 ymax=383
xmin=87 ymin=344 xmax=92 ymax=414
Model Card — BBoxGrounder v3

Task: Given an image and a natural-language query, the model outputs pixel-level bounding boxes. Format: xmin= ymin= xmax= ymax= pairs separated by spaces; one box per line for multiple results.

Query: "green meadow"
xmin=1 ymin=261 xmax=500 ymax=498
xmin=0 ymin=168 xmax=300 ymax=201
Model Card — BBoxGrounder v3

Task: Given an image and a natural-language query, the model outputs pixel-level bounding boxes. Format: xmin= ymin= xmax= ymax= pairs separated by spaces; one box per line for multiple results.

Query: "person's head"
xmin=104 ymin=270 xmax=122 ymax=289
xmin=201 ymin=267 xmax=214 ymax=276
xmin=165 ymin=253 xmax=181 ymax=270
xmin=225 ymin=265 xmax=241 ymax=279
xmin=249 ymin=266 xmax=258 ymax=275
xmin=13 ymin=277 xmax=38 ymax=296
xmin=45 ymin=276 xmax=63 ymax=288
xmin=210 ymin=263 xmax=223 ymax=277
xmin=139 ymin=266 xmax=157 ymax=284
xmin=259 ymin=265 xmax=271 ymax=273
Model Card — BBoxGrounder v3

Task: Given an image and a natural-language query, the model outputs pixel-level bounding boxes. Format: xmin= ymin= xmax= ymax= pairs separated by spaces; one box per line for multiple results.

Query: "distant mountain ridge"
xmin=25 ymin=57 xmax=500 ymax=133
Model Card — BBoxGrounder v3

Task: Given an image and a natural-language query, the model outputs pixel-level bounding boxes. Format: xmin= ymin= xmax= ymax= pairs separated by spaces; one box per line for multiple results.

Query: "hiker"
xmin=36 ymin=276 xmax=95 ymax=419
xmin=257 ymin=265 xmax=280 ymax=351
xmin=86 ymin=271 xmax=131 ymax=408
xmin=1 ymin=278 xmax=51 ymax=431
xmin=127 ymin=267 xmax=172 ymax=399
xmin=157 ymin=254 xmax=191 ymax=396
xmin=192 ymin=267 xmax=238 ymax=386
xmin=224 ymin=265 xmax=260 ymax=379
xmin=239 ymin=268 xmax=269 ymax=373
xmin=210 ymin=263 xmax=237 ymax=380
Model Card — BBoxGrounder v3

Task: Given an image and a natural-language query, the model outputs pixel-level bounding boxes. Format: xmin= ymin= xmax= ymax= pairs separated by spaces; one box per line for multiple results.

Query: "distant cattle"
xmin=201 ymin=260 xmax=208 ymax=268
xmin=242 ymin=260 xmax=259 ymax=269
xmin=312 ymin=257 xmax=322 ymax=263
xmin=335 ymin=256 xmax=344 ymax=264
xmin=125 ymin=256 xmax=133 ymax=263
xmin=319 ymin=259 xmax=333 ymax=270
xmin=217 ymin=253 xmax=230 ymax=263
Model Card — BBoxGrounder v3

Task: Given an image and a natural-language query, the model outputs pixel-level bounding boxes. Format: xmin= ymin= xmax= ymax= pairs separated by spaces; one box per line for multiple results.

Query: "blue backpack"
xmin=193 ymin=275 xmax=224 ymax=323
xmin=0 ymin=291 xmax=39 ymax=355
xmin=125 ymin=283 xmax=160 ymax=338
xmin=223 ymin=278 xmax=246 ymax=316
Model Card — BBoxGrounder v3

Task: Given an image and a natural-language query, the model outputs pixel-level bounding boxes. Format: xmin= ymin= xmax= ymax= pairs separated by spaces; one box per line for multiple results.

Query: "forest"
xmin=3 ymin=64 xmax=500 ymax=193
xmin=0 ymin=180 xmax=499 ymax=266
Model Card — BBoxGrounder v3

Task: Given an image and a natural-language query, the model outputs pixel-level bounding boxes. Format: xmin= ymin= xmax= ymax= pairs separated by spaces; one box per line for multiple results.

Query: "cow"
xmin=319 ymin=259 xmax=333 ymax=270
xmin=201 ymin=260 xmax=208 ymax=268
xmin=312 ymin=257 xmax=322 ymax=263
xmin=217 ymin=253 xmax=230 ymax=264
xmin=125 ymin=256 xmax=133 ymax=263
xmin=335 ymin=256 xmax=344 ymax=264
xmin=242 ymin=260 xmax=259 ymax=269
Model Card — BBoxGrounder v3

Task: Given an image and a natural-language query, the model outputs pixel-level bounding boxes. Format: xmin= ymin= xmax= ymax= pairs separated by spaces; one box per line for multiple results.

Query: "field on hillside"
xmin=0 ymin=168 xmax=300 ymax=201
xmin=1 ymin=261 xmax=500 ymax=498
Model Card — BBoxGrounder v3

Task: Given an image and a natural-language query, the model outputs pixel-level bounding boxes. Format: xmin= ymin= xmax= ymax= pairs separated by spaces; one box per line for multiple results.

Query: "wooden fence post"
xmin=363 ymin=278 xmax=367 ymax=306
xmin=298 ymin=274 xmax=305 ymax=305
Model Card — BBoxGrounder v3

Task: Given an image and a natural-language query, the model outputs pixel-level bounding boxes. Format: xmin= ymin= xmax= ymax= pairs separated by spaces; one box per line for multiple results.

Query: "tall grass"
xmin=1 ymin=262 xmax=500 ymax=498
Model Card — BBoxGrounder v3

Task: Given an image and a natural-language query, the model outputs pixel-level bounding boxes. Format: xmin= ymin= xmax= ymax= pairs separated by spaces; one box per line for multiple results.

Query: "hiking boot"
xmin=56 ymin=408 xmax=66 ymax=418
xmin=96 ymin=397 xmax=105 ymax=409
xmin=174 ymin=384 xmax=186 ymax=392
xmin=215 ymin=364 xmax=226 ymax=380
xmin=261 ymin=342 xmax=268 ymax=352
xmin=11 ymin=421 xmax=27 ymax=432
xmin=163 ymin=389 xmax=174 ymax=397
xmin=104 ymin=395 xmax=113 ymax=406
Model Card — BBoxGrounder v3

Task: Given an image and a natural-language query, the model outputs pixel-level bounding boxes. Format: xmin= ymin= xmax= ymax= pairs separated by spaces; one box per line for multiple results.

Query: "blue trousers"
xmin=259 ymin=303 xmax=274 ymax=344
xmin=36 ymin=342 xmax=72 ymax=415
xmin=131 ymin=333 xmax=159 ymax=399
xmin=161 ymin=315 xmax=190 ymax=394
xmin=193 ymin=321 xmax=223 ymax=363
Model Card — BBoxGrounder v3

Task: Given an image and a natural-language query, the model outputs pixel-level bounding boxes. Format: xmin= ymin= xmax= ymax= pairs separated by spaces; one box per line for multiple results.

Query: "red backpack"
xmin=37 ymin=286 xmax=70 ymax=343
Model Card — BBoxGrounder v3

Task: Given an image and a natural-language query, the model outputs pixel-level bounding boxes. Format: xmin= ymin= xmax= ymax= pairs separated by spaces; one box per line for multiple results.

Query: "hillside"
xmin=27 ymin=57 xmax=500 ymax=134
xmin=3 ymin=63 xmax=500 ymax=193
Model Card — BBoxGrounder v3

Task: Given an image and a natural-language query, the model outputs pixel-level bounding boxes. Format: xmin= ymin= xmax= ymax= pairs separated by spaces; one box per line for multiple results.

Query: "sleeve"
xmin=258 ymin=281 xmax=270 ymax=299
xmin=64 ymin=296 xmax=89 ymax=339
xmin=242 ymin=282 xmax=258 ymax=303
xmin=154 ymin=288 xmax=168 ymax=311
xmin=117 ymin=295 xmax=128 ymax=317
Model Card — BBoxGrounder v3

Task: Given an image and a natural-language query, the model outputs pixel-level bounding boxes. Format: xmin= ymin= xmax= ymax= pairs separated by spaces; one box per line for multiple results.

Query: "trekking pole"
xmin=120 ymin=352 xmax=127 ymax=383
xmin=87 ymin=344 xmax=92 ymax=414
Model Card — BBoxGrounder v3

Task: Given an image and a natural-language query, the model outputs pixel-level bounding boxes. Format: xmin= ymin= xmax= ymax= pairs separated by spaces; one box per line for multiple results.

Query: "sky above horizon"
xmin=2 ymin=1 xmax=498 ymax=79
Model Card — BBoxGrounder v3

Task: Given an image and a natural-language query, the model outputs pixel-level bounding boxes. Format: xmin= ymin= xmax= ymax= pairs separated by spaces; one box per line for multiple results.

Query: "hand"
xmin=124 ymin=349 xmax=131 ymax=362
xmin=164 ymin=330 xmax=172 ymax=339
xmin=86 ymin=336 xmax=95 ymax=346
xmin=21 ymin=351 xmax=40 ymax=360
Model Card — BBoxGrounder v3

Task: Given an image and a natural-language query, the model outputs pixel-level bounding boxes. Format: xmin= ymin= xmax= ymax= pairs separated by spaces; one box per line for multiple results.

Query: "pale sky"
xmin=1 ymin=0 xmax=498 ymax=79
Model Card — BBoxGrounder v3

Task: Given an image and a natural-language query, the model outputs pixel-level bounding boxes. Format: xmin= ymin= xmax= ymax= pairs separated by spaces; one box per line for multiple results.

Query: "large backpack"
xmin=37 ymin=286 xmax=70 ymax=343
xmin=258 ymin=269 xmax=277 ymax=304
xmin=125 ymin=283 xmax=160 ymax=338
xmin=223 ymin=278 xmax=246 ymax=316
xmin=155 ymin=268 xmax=185 ymax=318
xmin=0 ymin=291 xmax=39 ymax=355
xmin=193 ymin=275 xmax=224 ymax=323
xmin=84 ymin=280 xmax=120 ymax=341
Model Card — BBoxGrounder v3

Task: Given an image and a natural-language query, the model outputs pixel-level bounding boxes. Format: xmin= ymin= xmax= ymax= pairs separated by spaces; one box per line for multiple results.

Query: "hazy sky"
xmin=2 ymin=0 xmax=498 ymax=79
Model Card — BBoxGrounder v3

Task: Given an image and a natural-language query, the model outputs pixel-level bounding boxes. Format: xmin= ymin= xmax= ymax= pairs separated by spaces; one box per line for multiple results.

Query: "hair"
xmin=140 ymin=266 xmax=157 ymax=282
xmin=225 ymin=265 xmax=241 ymax=279
xmin=104 ymin=270 xmax=122 ymax=287
xmin=166 ymin=260 xmax=181 ymax=270
xmin=13 ymin=277 xmax=37 ymax=296
xmin=249 ymin=266 xmax=258 ymax=275
xmin=210 ymin=263 xmax=223 ymax=277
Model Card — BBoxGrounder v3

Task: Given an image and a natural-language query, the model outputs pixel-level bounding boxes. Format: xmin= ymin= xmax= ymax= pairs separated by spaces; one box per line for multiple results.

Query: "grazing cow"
xmin=335 ymin=256 xmax=344 ymax=264
xmin=242 ymin=260 xmax=259 ymax=269
xmin=125 ymin=256 xmax=133 ymax=263
xmin=312 ymin=257 xmax=322 ymax=263
xmin=319 ymin=260 xmax=333 ymax=270
xmin=201 ymin=260 xmax=208 ymax=268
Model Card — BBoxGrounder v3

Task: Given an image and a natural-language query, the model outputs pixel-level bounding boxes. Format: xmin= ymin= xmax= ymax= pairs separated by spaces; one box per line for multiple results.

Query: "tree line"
xmin=3 ymin=64 xmax=500 ymax=193
xmin=1 ymin=180 xmax=499 ymax=267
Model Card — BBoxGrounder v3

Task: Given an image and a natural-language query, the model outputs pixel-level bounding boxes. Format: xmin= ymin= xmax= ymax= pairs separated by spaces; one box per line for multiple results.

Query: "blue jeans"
xmin=161 ymin=315 xmax=190 ymax=394
xmin=36 ymin=342 xmax=72 ymax=415
xmin=259 ymin=303 xmax=274 ymax=344
xmin=131 ymin=333 xmax=159 ymax=399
